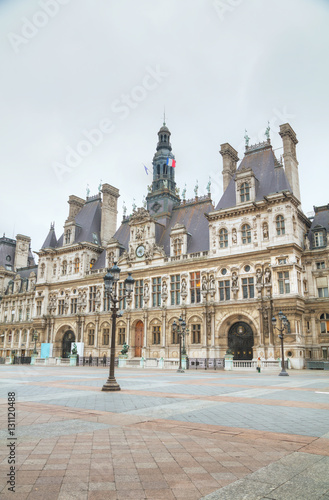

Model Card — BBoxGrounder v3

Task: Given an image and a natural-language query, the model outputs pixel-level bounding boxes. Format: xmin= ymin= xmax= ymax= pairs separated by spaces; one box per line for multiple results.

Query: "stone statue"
xmin=256 ymin=269 xmax=263 ymax=284
xmin=304 ymin=233 xmax=310 ymax=250
xmin=202 ymin=276 xmax=207 ymax=291
xmin=142 ymin=196 xmax=147 ymax=208
xmin=162 ymin=281 xmax=168 ymax=294
xmin=86 ymin=184 xmax=90 ymax=198
xmin=264 ymin=268 xmax=271 ymax=284
xmin=132 ymin=199 xmax=136 ymax=212
xmin=265 ymin=121 xmax=270 ymax=141
xmin=163 ymin=179 xmax=168 ymax=189
xmin=194 ymin=180 xmax=198 ymax=197
xmin=232 ymin=272 xmax=238 ymax=288
xmin=181 ymin=278 xmax=187 ymax=293
xmin=98 ymin=180 xmax=102 ymax=192
xmin=232 ymin=228 xmax=237 ymax=244
xmin=122 ymin=202 xmax=127 ymax=217
xmin=206 ymin=177 xmax=211 ymax=194
xmin=182 ymin=184 xmax=187 ymax=200
xmin=263 ymin=222 xmax=269 ymax=239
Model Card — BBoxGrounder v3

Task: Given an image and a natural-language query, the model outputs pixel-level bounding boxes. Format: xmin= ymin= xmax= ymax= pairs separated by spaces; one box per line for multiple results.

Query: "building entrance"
xmin=228 ymin=322 xmax=253 ymax=360
xmin=135 ymin=321 xmax=143 ymax=357
xmin=62 ymin=330 xmax=75 ymax=358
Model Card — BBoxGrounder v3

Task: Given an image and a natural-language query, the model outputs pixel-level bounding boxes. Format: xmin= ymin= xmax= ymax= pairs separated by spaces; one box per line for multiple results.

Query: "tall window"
xmin=314 ymin=231 xmax=324 ymax=247
xmin=152 ymin=277 xmax=161 ymax=307
xmin=74 ymin=258 xmax=80 ymax=273
xmin=152 ymin=326 xmax=161 ymax=344
xmin=134 ymin=280 xmax=143 ymax=309
xmin=173 ymin=238 xmax=182 ymax=256
xmin=88 ymin=329 xmax=95 ymax=345
xmin=278 ymin=271 xmax=290 ymax=294
xmin=241 ymin=224 xmax=251 ymax=244
xmin=62 ymin=260 xmax=67 ymax=275
xmin=316 ymin=262 xmax=325 ymax=269
xmin=320 ymin=313 xmax=329 ymax=334
xmin=103 ymin=328 xmax=110 ymax=345
xmin=89 ymin=286 xmax=97 ymax=312
xmin=36 ymin=300 xmax=42 ymax=316
xmin=219 ymin=228 xmax=228 ymax=248
xmin=242 ymin=278 xmax=254 ymax=298
xmin=53 ymin=264 xmax=57 ymax=276
xmin=276 ymin=215 xmax=285 ymax=235
xmin=191 ymin=324 xmax=201 ymax=344
xmin=18 ymin=309 xmax=22 ymax=321
xmin=240 ymin=182 xmax=250 ymax=202
xmin=23 ymin=330 xmax=27 ymax=343
xmin=26 ymin=307 xmax=30 ymax=321
xmin=118 ymin=327 xmax=125 ymax=345
xmin=118 ymin=282 xmax=126 ymax=310
xmin=58 ymin=299 xmax=65 ymax=315
xmin=170 ymin=275 xmax=180 ymax=305
xmin=71 ymin=298 xmax=77 ymax=314
xmin=219 ymin=280 xmax=230 ymax=301
xmin=172 ymin=325 xmax=179 ymax=344
xmin=65 ymin=229 xmax=71 ymax=244
xmin=190 ymin=272 xmax=201 ymax=303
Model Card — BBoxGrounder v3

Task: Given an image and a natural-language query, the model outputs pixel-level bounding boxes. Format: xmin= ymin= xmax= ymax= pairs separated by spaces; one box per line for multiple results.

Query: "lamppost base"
xmin=102 ymin=378 xmax=121 ymax=391
xmin=177 ymin=369 xmax=185 ymax=373
xmin=279 ymin=371 xmax=289 ymax=376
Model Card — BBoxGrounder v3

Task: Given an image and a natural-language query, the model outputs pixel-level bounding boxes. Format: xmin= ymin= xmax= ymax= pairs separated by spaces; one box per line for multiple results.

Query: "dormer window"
xmin=240 ymin=183 xmax=250 ymax=202
xmin=173 ymin=238 xmax=182 ymax=256
xmin=314 ymin=231 xmax=325 ymax=247
xmin=65 ymin=229 xmax=71 ymax=244
xmin=276 ymin=215 xmax=285 ymax=235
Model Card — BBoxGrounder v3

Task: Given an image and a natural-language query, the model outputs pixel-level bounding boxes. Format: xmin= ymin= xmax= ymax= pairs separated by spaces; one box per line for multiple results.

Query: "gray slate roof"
xmin=216 ymin=147 xmax=292 ymax=210
xmin=41 ymin=226 xmax=57 ymax=249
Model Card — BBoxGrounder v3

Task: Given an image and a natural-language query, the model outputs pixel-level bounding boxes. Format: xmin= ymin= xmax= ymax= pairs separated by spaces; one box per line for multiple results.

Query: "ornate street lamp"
xmin=172 ymin=317 xmax=189 ymax=373
xmin=32 ymin=332 xmax=38 ymax=356
xmin=102 ymin=263 xmax=134 ymax=391
xmin=272 ymin=311 xmax=289 ymax=376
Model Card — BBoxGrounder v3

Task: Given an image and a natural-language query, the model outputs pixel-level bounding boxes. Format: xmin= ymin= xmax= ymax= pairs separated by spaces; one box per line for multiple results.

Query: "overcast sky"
xmin=1 ymin=0 xmax=328 ymax=255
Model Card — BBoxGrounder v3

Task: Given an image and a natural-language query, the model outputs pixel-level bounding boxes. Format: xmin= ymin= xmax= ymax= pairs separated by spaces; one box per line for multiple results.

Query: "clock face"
xmin=136 ymin=245 xmax=145 ymax=258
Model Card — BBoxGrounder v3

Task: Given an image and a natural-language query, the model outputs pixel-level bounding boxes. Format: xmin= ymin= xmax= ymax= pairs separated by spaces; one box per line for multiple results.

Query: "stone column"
xmin=162 ymin=309 xmax=166 ymax=347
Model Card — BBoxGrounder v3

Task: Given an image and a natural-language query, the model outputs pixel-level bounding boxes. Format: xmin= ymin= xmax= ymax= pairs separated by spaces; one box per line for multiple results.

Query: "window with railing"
xmin=36 ymin=301 xmax=42 ymax=316
xmin=278 ymin=271 xmax=290 ymax=294
xmin=170 ymin=275 xmax=180 ymax=305
xmin=219 ymin=280 xmax=230 ymax=301
xmin=134 ymin=280 xmax=144 ymax=309
xmin=242 ymin=278 xmax=254 ymax=299
xmin=320 ymin=314 xmax=329 ymax=334
xmin=190 ymin=272 xmax=201 ymax=303
xmin=89 ymin=286 xmax=97 ymax=312
xmin=152 ymin=277 xmax=161 ymax=307
xmin=58 ymin=300 xmax=65 ymax=315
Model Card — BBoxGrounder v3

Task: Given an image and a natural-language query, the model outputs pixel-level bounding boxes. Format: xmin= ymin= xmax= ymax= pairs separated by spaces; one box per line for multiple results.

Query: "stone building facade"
xmin=0 ymin=121 xmax=328 ymax=367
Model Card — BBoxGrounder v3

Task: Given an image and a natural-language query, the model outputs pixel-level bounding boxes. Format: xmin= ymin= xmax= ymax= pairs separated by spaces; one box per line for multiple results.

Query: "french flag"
xmin=166 ymin=157 xmax=176 ymax=168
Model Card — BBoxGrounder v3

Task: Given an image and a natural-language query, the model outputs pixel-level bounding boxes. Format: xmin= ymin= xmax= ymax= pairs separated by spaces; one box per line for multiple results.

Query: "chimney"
xmin=67 ymin=195 xmax=85 ymax=222
xmin=220 ymin=143 xmax=239 ymax=192
xmin=279 ymin=123 xmax=301 ymax=202
xmin=101 ymin=184 xmax=120 ymax=246
xmin=14 ymin=234 xmax=31 ymax=270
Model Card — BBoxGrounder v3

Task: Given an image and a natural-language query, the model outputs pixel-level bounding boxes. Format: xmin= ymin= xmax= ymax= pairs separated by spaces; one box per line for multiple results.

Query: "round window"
xmin=244 ymin=265 xmax=251 ymax=272
xmin=287 ymin=351 xmax=293 ymax=357
xmin=221 ymin=268 xmax=227 ymax=275
xmin=6 ymin=255 xmax=11 ymax=262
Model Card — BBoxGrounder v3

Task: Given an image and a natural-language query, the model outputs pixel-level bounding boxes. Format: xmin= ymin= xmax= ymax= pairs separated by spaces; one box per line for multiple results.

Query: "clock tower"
xmin=146 ymin=121 xmax=180 ymax=224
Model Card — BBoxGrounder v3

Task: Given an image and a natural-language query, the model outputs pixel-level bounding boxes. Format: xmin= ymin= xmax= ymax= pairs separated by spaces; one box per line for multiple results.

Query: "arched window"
xmin=219 ymin=228 xmax=228 ymax=248
xmin=163 ymin=164 xmax=168 ymax=176
xmin=74 ymin=258 xmax=80 ymax=273
xmin=241 ymin=224 xmax=251 ymax=244
xmin=62 ymin=260 xmax=67 ymax=275
xmin=240 ymin=183 xmax=250 ymax=202
xmin=276 ymin=215 xmax=285 ymax=235
xmin=320 ymin=313 xmax=329 ymax=334
xmin=88 ymin=329 xmax=95 ymax=346
xmin=157 ymin=165 xmax=160 ymax=177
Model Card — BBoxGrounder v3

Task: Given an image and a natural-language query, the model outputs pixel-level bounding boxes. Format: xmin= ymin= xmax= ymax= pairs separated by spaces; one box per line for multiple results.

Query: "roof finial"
xmin=163 ymin=107 xmax=166 ymax=126
xmin=98 ymin=179 xmax=102 ymax=192
xmin=86 ymin=184 xmax=90 ymax=198
xmin=244 ymin=129 xmax=250 ymax=148
xmin=265 ymin=121 xmax=270 ymax=141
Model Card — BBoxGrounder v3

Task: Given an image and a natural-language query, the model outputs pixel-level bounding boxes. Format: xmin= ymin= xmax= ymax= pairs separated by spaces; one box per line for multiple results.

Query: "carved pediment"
xmin=129 ymin=207 xmax=154 ymax=226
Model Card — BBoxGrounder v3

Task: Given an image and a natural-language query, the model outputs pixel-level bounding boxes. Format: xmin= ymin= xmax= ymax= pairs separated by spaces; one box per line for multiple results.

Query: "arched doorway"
xmin=135 ymin=321 xmax=143 ymax=357
xmin=62 ymin=330 xmax=75 ymax=358
xmin=228 ymin=322 xmax=254 ymax=360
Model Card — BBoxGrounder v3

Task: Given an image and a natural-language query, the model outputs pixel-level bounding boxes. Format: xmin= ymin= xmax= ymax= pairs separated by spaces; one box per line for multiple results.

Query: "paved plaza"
xmin=0 ymin=366 xmax=329 ymax=499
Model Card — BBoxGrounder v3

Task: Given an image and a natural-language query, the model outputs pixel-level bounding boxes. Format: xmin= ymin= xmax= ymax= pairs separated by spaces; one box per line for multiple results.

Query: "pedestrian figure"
xmin=257 ymin=357 xmax=261 ymax=373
